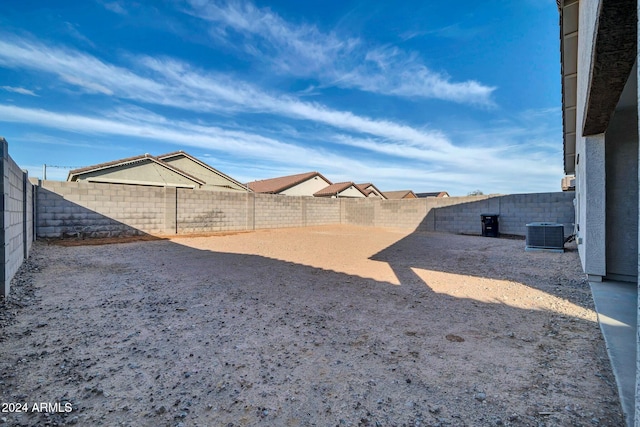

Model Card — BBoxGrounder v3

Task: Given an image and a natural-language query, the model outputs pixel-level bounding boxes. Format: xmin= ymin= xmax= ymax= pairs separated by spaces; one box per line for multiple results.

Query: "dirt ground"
xmin=0 ymin=225 xmax=624 ymax=426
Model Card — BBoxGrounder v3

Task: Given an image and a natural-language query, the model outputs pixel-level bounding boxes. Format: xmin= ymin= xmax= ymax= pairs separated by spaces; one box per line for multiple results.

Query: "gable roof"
xmin=248 ymin=171 xmax=332 ymax=194
xmin=157 ymin=151 xmax=250 ymax=191
xmin=314 ymin=181 xmax=368 ymax=197
xmin=384 ymin=190 xmax=417 ymax=199
xmin=356 ymin=183 xmax=387 ymax=199
xmin=67 ymin=153 xmax=206 ymax=185
xmin=416 ymin=191 xmax=450 ymax=198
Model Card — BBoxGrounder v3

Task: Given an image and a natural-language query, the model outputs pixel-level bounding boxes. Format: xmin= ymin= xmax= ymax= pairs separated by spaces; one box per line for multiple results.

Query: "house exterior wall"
xmin=281 ymin=176 xmax=331 ymax=196
xmin=161 ymin=156 xmax=246 ymax=191
xmin=605 ymin=107 xmax=639 ymax=281
xmin=637 ymin=10 xmax=640 ymax=422
xmin=74 ymin=161 xmax=200 ymax=188
xmin=338 ymin=186 xmax=365 ymax=198
xmin=575 ymin=0 xmax=607 ymax=278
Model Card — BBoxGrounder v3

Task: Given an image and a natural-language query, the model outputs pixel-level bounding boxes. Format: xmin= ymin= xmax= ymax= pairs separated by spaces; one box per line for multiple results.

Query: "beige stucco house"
xmin=356 ymin=183 xmax=387 ymax=199
xmin=248 ymin=172 xmax=333 ymax=196
xmin=384 ymin=190 xmax=418 ymax=199
xmin=68 ymin=152 xmax=249 ymax=191
xmin=157 ymin=151 xmax=249 ymax=192
xmin=416 ymin=191 xmax=450 ymax=198
xmin=314 ymin=182 xmax=367 ymax=198
xmin=67 ymin=154 xmax=205 ymax=188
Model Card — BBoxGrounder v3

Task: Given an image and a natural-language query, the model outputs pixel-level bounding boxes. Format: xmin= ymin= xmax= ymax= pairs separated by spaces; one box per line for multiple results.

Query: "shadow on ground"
xmin=0 ymin=226 xmax=624 ymax=427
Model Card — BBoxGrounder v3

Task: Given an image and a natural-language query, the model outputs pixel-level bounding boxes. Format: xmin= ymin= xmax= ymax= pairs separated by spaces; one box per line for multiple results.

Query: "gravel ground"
xmin=0 ymin=225 xmax=624 ymax=426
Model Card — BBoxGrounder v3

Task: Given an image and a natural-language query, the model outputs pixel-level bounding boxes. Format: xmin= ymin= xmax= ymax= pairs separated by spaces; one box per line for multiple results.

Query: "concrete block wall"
xmin=177 ymin=189 xmax=249 ymax=233
xmin=1 ymin=138 xmax=35 ymax=297
xmin=26 ymin=177 xmax=34 ymax=253
xmin=37 ymin=181 xmax=166 ymax=238
xmin=340 ymin=193 xmax=575 ymax=237
xmin=254 ymin=194 xmax=304 ymax=229
xmin=35 ymin=183 xmax=344 ymax=237
xmin=341 ymin=198 xmax=376 ymax=227
xmin=341 ymin=198 xmax=429 ymax=229
xmin=420 ymin=192 xmax=575 ymax=236
xmin=34 ymin=180 xmax=574 ymax=240
xmin=304 ymin=197 xmax=341 ymax=226
xmin=422 ymin=195 xmax=501 ymax=235
xmin=497 ymin=192 xmax=575 ymax=237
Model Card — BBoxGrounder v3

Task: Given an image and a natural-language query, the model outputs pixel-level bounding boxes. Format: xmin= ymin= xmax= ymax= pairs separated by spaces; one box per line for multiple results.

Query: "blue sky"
xmin=1 ymin=0 xmax=562 ymax=196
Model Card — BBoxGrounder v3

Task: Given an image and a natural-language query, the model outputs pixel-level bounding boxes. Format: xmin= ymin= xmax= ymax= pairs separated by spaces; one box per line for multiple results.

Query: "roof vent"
xmin=526 ymin=222 xmax=564 ymax=252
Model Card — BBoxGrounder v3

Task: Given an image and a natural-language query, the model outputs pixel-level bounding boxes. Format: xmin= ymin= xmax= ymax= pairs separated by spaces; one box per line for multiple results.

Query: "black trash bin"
xmin=481 ymin=214 xmax=499 ymax=237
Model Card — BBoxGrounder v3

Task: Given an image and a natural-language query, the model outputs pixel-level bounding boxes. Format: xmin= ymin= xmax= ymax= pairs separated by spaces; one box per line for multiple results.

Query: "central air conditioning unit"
xmin=526 ymin=222 xmax=565 ymax=252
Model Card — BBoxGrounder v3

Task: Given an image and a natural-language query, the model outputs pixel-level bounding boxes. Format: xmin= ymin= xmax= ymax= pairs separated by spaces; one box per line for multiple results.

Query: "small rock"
xmin=475 ymin=392 xmax=486 ymax=402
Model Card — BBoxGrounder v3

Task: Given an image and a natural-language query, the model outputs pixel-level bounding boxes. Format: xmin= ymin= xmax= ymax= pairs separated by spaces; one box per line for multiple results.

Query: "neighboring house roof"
xmin=248 ymin=172 xmax=332 ymax=194
xmin=356 ymin=183 xmax=387 ymax=199
xmin=384 ymin=190 xmax=418 ymax=199
xmin=157 ymin=151 xmax=250 ymax=192
xmin=416 ymin=191 xmax=450 ymax=198
xmin=314 ymin=182 xmax=368 ymax=198
xmin=67 ymin=154 xmax=206 ymax=187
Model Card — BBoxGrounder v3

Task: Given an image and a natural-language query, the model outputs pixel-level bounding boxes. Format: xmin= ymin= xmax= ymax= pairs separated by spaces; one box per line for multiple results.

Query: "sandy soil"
xmin=0 ymin=225 xmax=623 ymax=426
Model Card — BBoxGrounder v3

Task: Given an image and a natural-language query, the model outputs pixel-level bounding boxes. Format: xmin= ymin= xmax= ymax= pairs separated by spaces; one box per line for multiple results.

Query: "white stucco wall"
xmin=575 ymin=0 xmax=606 ymax=278
xmin=338 ymin=186 xmax=366 ymax=198
xmin=281 ymin=176 xmax=332 ymax=196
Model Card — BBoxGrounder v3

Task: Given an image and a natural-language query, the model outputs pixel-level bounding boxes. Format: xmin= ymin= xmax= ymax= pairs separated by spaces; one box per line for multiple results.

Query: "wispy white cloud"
xmin=1 ymin=102 xmax=563 ymax=194
xmin=184 ymin=0 xmax=357 ymax=76
xmin=1 ymin=85 xmax=38 ymax=96
xmin=0 ymin=34 xmax=561 ymax=194
xmin=62 ymin=22 xmax=96 ymax=48
xmin=101 ymin=1 xmax=127 ymax=15
xmin=406 ymin=22 xmax=486 ymax=42
xmin=0 ymin=36 xmax=451 ymax=151
xmin=0 ymin=104 xmax=357 ymax=173
xmin=0 ymin=36 xmax=163 ymax=99
xmin=183 ymin=0 xmax=496 ymax=106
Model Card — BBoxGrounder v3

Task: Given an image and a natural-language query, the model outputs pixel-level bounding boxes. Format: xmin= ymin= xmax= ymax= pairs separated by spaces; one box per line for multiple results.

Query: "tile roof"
xmin=356 ymin=183 xmax=386 ymax=199
xmin=416 ymin=191 xmax=450 ymax=198
xmin=248 ymin=172 xmax=331 ymax=193
xmin=384 ymin=190 xmax=417 ymax=199
xmin=314 ymin=181 xmax=367 ymax=197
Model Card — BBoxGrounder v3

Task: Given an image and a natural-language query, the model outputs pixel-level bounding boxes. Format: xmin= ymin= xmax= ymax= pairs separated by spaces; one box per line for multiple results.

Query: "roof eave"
xmin=559 ymin=0 xmax=579 ymax=175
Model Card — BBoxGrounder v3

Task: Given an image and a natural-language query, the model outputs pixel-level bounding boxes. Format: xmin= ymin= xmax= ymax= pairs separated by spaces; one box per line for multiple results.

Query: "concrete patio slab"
xmin=590 ymin=280 xmax=637 ymax=427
